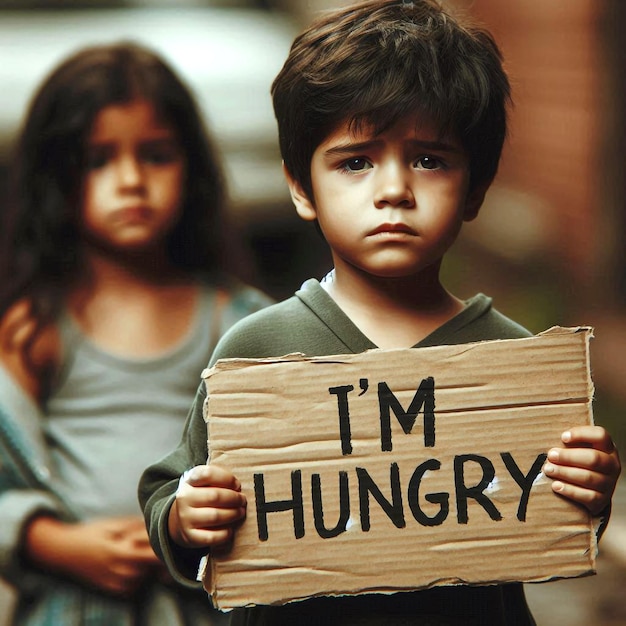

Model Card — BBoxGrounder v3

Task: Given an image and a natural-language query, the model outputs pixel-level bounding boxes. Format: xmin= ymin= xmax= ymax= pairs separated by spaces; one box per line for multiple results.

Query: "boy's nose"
xmin=373 ymin=165 xmax=415 ymax=209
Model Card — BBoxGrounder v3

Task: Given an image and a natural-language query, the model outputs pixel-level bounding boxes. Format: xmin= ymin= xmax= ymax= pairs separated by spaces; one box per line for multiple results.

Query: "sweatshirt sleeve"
xmin=138 ymin=283 xmax=274 ymax=587
xmin=138 ymin=382 xmax=212 ymax=588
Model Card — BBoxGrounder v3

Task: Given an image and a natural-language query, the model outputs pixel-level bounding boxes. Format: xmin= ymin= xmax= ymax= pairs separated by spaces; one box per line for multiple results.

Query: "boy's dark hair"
xmin=272 ymin=0 xmax=511 ymax=200
xmin=0 ymin=42 xmax=244 ymax=374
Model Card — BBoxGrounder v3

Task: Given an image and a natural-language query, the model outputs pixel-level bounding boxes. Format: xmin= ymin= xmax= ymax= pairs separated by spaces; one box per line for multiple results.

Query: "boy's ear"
xmin=283 ymin=162 xmax=317 ymax=222
xmin=463 ymin=179 xmax=491 ymax=222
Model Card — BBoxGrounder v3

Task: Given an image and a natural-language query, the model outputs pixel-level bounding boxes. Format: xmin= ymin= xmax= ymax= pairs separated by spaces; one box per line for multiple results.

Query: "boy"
xmin=139 ymin=1 xmax=621 ymax=624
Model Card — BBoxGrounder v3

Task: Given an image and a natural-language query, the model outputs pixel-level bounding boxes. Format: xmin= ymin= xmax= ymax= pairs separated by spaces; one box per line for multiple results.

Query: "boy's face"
xmin=287 ymin=114 xmax=485 ymax=280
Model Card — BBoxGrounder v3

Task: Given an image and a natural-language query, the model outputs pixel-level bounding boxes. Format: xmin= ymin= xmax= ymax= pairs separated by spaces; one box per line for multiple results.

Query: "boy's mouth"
xmin=368 ymin=223 xmax=417 ymax=236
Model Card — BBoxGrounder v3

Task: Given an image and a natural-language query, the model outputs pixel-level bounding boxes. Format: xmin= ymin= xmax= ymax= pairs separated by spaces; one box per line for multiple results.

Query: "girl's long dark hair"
xmin=0 ymin=41 xmax=246 ymax=366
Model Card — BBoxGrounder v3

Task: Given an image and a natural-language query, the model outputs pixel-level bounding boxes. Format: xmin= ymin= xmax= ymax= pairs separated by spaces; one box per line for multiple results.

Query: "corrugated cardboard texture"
xmin=202 ymin=327 xmax=596 ymax=609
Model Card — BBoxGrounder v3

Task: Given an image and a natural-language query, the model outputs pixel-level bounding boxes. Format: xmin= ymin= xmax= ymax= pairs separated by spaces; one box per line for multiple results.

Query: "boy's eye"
xmin=414 ymin=156 xmax=442 ymax=170
xmin=341 ymin=157 xmax=372 ymax=173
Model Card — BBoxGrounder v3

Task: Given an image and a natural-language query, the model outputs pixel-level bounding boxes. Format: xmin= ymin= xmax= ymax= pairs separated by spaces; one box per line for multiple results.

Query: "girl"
xmin=0 ymin=42 xmax=271 ymax=625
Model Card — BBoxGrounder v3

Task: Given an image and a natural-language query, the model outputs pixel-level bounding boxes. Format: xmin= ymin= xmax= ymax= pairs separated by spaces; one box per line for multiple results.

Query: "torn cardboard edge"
xmin=202 ymin=326 xmax=596 ymax=610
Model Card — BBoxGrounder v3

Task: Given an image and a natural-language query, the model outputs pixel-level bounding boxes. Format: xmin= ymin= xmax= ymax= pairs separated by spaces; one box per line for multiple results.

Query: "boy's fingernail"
xmin=562 ymin=431 xmax=572 ymax=443
xmin=548 ymin=449 xmax=560 ymax=462
xmin=543 ymin=463 xmax=555 ymax=474
xmin=190 ymin=467 xmax=201 ymax=480
xmin=552 ymin=481 xmax=565 ymax=493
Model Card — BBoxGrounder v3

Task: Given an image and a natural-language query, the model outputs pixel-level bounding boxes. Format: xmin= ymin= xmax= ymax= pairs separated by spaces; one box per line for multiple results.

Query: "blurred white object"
xmin=0 ymin=7 xmax=297 ymax=211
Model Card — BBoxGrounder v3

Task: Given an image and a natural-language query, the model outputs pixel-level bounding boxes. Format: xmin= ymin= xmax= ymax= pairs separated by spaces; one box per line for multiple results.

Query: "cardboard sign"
xmin=202 ymin=327 xmax=596 ymax=610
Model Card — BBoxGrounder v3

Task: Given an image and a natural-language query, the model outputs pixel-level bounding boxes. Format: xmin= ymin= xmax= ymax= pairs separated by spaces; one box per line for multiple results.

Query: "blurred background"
xmin=0 ymin=0 xmax=624 ymax=624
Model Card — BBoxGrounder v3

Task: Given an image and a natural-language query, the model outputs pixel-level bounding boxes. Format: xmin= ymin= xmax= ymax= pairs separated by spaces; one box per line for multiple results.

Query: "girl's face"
xmin=81 ymin=99 xmax=186 ymax=255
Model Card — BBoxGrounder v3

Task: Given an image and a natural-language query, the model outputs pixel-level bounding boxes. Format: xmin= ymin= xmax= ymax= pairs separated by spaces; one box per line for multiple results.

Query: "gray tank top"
xmin=44 ymin=287 xmax=220 ymax=519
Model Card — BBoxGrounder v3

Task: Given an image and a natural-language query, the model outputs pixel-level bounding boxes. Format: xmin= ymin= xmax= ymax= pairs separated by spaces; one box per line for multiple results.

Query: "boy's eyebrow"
xmin=323 ymin=138 xmax=462 ymax=156
xmin=323 ymin=140 xmax=381 ymax=157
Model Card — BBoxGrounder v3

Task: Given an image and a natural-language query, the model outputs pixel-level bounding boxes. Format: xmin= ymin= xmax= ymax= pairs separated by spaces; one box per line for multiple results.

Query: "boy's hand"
xmin=543 ymin=426 xmax=621 ymax=516
xmin=168 ymin=464 xmax=247 ymax=549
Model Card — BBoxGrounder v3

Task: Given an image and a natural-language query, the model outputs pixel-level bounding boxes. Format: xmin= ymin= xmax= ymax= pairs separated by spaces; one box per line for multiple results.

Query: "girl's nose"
xmin=117 ymin=155 xmax=144 ymax=188
xmin=373 ymin=164 xmax=415 ymax=209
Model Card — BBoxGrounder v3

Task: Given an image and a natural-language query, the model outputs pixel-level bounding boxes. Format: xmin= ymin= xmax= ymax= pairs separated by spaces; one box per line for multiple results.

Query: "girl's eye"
xmin=341 ymin=157 xmax=372 ymax=173
xmin=415 ymin=156 xmax=442 ymax=170
xmin=85 ymin=148 xmax=110 ymax=170
xmin=142 ymin=150 xmax=173 ymax=165
xmin=140 ymin=140 xmax=181 ymax=165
